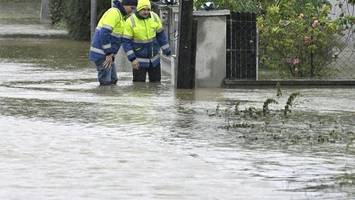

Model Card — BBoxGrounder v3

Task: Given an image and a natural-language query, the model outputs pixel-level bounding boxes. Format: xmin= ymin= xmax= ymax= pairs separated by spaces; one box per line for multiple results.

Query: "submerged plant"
xmin=208 ymin=105 xmax=220 ymax=117
xmin=276 ymin=82 xmax=282 ymax=97
xmin=234 ymin=101 xmax=241 ymax=115
xmin=346 ymin=132 xmax=355 ymax=152
xmin=223 ymin=122 xmax=254 ymax=129
xmin=244 ymin=107 xmax=263 ymax=118
xmin=263 ymin=98 xmax=278 ymax=115
xmin=336 ymin=173 xmax=355 ymax=186
xmin=215 ymin=104 xmax=220 ymax=116
xmin=284 ymin=92 xmax=300 ymax=116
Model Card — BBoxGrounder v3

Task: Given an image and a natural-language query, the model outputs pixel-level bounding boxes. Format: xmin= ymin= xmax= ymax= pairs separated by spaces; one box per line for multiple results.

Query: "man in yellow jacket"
xmin=89 ymin=0 xmax=137 ymax=86
xmin=122 ymin=0 xmax=171 ymax=82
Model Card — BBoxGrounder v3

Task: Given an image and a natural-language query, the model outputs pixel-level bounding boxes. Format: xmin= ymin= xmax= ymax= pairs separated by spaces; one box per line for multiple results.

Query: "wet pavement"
xmin=0 ymin=24 xmax=68 ymax=38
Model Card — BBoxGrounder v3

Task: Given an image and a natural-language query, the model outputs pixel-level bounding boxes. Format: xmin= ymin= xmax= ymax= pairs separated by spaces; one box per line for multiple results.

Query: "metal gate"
xmin=226 ymin=12 xmax=257 ymax=80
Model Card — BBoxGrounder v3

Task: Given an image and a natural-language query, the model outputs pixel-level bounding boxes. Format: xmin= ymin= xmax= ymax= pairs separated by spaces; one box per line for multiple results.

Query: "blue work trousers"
xmin=94 ymin=58 xmax=118 ymax=86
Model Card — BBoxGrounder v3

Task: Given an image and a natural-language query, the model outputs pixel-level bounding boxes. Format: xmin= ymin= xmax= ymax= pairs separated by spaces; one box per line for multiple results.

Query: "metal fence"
xmin=226 ymin=12 xmax=257 ymax=80
xmin=328 ymin=0 xmax=355 ymax=79
xmin=256 ymin=27 xmax=355 ymax=80
xmin=328 ymin=28 xmax=355 ymax=79
xmin=256 ymin=0 xmax=355 ymax=80
xmin=225 ymin=1 xmax=355 ymax=81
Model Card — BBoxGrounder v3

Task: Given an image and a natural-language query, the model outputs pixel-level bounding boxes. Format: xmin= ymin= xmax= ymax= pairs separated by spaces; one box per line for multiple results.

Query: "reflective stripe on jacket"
xmin=122 ymin=12 xmax=171 ymax=68
xmin=89 ymin=4 xmax=126 ymax=62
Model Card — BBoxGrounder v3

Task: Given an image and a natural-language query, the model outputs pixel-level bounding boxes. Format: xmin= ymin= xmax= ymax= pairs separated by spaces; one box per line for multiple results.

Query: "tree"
xmin=49 ymin=0 xmax=111 ymax=40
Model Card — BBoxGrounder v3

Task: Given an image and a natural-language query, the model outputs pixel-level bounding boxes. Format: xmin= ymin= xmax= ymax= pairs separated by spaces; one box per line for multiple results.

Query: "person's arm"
xmin=100 ymin=9 xmax=120 ymax=56
xmin=153 ymin=12 xmax=171 ymax=56
xmin=122 ymin=17 xmax=139 ymax=69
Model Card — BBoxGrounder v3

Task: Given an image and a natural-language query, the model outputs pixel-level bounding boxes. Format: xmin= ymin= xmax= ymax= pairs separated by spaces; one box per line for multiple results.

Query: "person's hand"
xmin=132 ymin=60 xmax=139 ymax=70
xmin=103 ymin=54 xmax=113 ymax=69
xmin=164 ymin=49 xmax=171 ymax=56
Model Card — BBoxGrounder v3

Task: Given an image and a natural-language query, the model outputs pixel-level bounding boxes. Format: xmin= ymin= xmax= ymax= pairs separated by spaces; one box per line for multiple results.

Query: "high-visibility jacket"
xmin=122 ymin=12 xmax=171 ymax=68
xmin=89 ymin=1 xmax=127 ymax=62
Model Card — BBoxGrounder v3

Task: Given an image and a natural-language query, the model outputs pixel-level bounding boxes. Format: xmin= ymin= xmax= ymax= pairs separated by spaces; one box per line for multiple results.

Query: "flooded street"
xmin=1 ymin=37 xmax=355 ymax=200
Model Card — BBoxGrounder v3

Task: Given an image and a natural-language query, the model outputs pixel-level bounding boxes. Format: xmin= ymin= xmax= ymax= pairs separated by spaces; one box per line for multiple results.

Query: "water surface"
xmin=0 ymin=37 xmax=354 ymax=200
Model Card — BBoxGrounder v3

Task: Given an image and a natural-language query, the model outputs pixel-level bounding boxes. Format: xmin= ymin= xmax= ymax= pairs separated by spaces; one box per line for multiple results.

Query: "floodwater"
xmin=1 ymin=37 xmax=355 ymax=200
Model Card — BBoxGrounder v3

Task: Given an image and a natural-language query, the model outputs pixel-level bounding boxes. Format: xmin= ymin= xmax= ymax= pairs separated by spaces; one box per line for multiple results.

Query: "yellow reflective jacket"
xmin=89 ymin=4 xmax=127 ymax=62
xmin=122 ymin=12 xmax=171 ymax=68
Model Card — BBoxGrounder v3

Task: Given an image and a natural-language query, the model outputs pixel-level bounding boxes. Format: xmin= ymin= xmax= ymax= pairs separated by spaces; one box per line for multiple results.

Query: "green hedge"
xmin=49 ymin=0 xmax=111 ymax=40
xmin=49 ymin=0 xmax=65 ymax=25
xmin=194 ymin=0 xmax=261 ymax=13
xmin=64 ymin=0 xmax=91 ymax=40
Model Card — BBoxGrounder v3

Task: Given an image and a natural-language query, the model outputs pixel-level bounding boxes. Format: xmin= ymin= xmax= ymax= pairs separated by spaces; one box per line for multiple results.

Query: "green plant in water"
xmin=276 ymin=82 xmax=282 ymax=97
xmin=216 ymin=105 xmax=220 ymax=115
xmin=328 ymin=129 xmax=343 ymax=143
xmin=346 ymin=132 xmax=355 ymax=152
xmin=208 ymin=104 xmax=221 ymax=117
xmin=284 ymin=92 xmax=300 ymax=116
xmin=223 ymin=122 xmax=254 ymax=129
xmin=245 ymin=107 xmax=256 ymax=116
xmin=234 ymin=101 xmax=241 ymax=115
xmin=263 ymin=98 xmax=278 ymax=115
xmin=336 ymin=173 xmax=355 ymax=186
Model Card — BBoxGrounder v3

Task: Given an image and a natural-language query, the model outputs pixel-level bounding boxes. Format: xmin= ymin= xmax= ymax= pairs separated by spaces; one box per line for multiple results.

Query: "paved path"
xmin=0 ymin=24 xmax=68 ymax=38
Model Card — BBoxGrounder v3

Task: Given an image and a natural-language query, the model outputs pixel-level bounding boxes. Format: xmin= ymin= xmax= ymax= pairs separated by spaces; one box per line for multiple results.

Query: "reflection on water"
xmin=0 ymin=0 xmax=41 ymax=24
xmin=0 ymin=37 xmax=355 ymax=200
xmin=0 ymin=38 xmax=89 ymax=69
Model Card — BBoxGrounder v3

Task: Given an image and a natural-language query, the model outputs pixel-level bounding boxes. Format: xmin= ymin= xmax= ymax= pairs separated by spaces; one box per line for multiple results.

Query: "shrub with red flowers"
xmin=257 ymin=0 xmax=344 ymax=78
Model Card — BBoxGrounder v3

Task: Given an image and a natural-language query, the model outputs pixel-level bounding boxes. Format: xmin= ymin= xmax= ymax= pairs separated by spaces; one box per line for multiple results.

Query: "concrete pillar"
xmin=193 ymin=10 xmax=230 ymax=88
xmin=40 ymin=0 xmax=50 ymax=24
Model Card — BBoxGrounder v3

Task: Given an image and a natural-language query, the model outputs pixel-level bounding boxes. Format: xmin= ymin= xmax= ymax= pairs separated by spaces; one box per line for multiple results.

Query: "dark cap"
xmin=122 ymin=0 xmax=137 ymax=6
